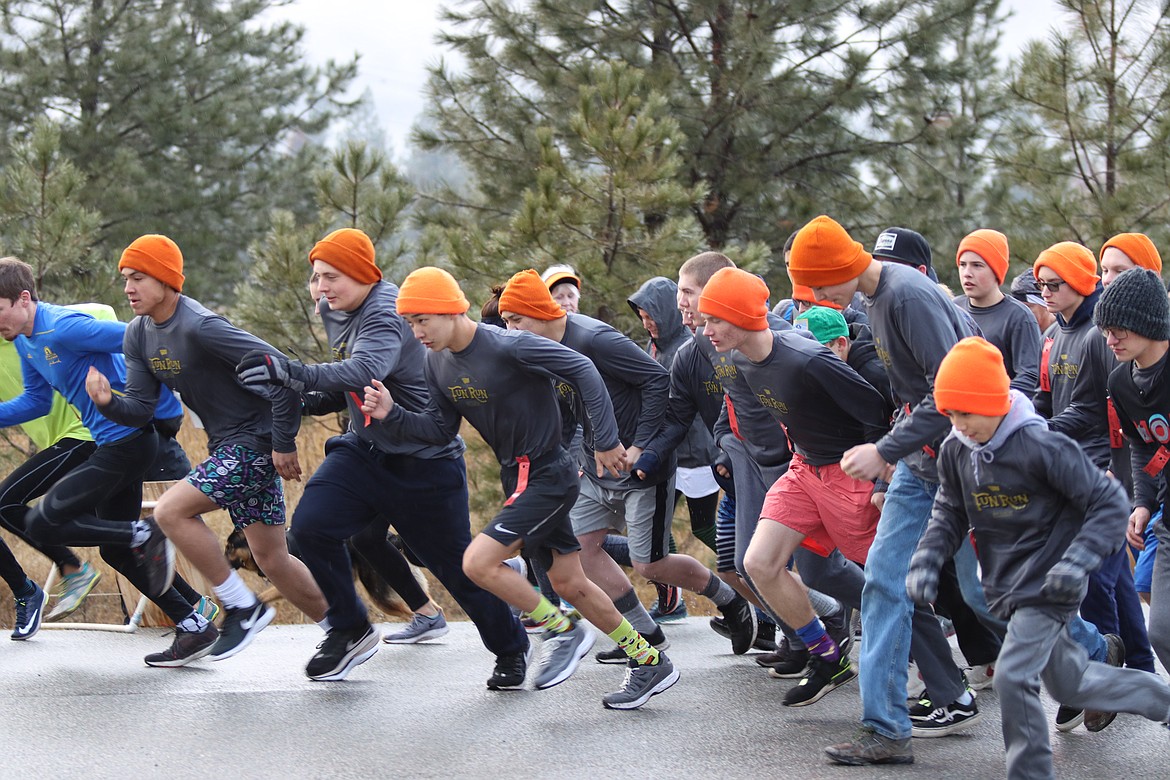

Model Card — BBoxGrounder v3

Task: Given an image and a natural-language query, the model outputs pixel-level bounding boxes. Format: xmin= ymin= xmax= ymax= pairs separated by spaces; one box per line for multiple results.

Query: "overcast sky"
xmin=274 ymin=1 xmax=1062 ymax=155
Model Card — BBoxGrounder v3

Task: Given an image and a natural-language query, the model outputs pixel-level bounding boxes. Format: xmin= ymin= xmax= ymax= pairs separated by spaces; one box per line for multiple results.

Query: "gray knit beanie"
xmin=1094 ymin=268 xmax=1170 ymax=340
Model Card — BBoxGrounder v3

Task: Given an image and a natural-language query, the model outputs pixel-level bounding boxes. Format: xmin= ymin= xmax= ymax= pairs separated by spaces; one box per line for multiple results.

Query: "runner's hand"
xmin=362 ymin=379 xmax=395 ymax=420
xmin=273 ymin=450 xmax=302 ymax=482
xmin=595 ymin=444 xmax=626 ymax=478
xmin=85 ymin=366 xmax=112 ymax=406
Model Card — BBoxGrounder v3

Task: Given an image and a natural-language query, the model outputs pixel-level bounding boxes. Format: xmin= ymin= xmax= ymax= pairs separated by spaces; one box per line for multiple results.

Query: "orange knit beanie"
xmin=119 ymin=235 xmax=185 ymax=292
xmin=499 ymin=269 xmax=566 ymax=321
xmin=934 ymin=337 xmax=1011 ymax=417
xmin=957 ymin=229 xmax=1009 ymax=284
xmin=1100 ymin=233 xmax=1162 ymax=273
xmin=791 ymin=282 xmax=843 ymax=311
xmin=788 ymin=215 xmax=872 ymax=288
xmin=698 ymin=268 xmax=770 ymax=331
xmin=1033 ymin=242 xmax=1100 ymax=296
xmin=395 ymin=267 xmax=470 ymax=315
xmin=309 ymin=228 xmax=382 ymax=284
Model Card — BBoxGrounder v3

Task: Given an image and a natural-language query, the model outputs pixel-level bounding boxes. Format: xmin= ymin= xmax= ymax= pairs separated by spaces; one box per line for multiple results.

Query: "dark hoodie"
xmin=629 ymin=277 xmax=717 ymax=468
xmin=1033 ymin=287 xmax=1114 ymax=469
xmin=918 ymin=391 xmax=1128 ymax=619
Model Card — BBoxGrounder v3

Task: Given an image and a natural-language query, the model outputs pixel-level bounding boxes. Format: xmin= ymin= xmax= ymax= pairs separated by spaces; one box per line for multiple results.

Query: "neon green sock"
xmin=527 ymin=596 xmax=570 ymax=634
xmin=607 ymin=618 xmax=660 ymax=665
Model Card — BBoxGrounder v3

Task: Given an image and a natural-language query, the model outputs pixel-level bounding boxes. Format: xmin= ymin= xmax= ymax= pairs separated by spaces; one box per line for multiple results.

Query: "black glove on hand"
xmin=906 ymin=547 xmax=942 ymax=605
xmin=1041 ymin=560 xmax=1089 ymax=606
xmin=236 ymin=350 xmax=306 ymax=394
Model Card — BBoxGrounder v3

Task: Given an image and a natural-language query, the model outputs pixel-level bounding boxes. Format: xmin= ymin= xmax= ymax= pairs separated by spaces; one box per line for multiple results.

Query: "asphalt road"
xmin=3 ymin=618 xmax=1166 ymax=779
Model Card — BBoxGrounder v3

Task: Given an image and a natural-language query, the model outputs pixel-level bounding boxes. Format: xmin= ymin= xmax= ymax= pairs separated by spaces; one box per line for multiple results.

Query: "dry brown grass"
xmin=0 ymin=411 xmax=716 ymax=630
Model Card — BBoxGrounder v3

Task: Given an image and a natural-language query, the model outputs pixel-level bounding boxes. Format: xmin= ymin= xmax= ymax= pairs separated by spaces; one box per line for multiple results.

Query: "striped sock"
xmin=527 ymin=596 xmax=570 ymax=634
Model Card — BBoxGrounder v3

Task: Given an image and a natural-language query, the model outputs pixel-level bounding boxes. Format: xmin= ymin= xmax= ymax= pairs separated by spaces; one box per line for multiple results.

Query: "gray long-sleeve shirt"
xmin=868 ymin=262 xmax=974 ymax=482
xmin=100 ymin=296 xmax=300 ymax=453
xmin=954 ymin=294 xmax=1042 ymax=395
xmin=381 ymin=324 xmax=619 ymax=468
xmin=307 ymin=281 xmax=463 ymax=460
xmin=558 ymin=313 xmax=674 ymax=488
xmin=733 ymin=331 xmax=890 ymax=465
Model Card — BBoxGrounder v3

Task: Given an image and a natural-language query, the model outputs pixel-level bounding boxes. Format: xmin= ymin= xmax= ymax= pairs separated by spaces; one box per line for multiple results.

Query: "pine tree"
xmin=995 ymin=0 xmax=1170 ymax=262
xmin=0 ymin=0 xmax=357 ymax=301
xmin=0 ymin=116 xmax=103 ymax=303
xmin=416 ymin=0 xmax=990 ymax=286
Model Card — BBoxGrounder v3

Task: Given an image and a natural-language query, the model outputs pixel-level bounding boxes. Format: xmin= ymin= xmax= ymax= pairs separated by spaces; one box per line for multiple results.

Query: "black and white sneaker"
xmin=130 ymin=516 xmax=175 ymax=598
xmin=11 ymin=583 xmax=46 ymax=640
xmin=783 ymin=655 xmax=857 ymax=707
xmin=145 ymin=622 xmax=219 ymax=667
xmin=602 ymin=654 xmax=680 ymax=710
xmin=487 ymin=642 xmax=535 ymax=690
xmin=761 ymin=637 xmax=811 ymax=678
xmin=718 ymin=595 xmax=758 ymax=655
xmin=208 ymin=600 xmax=275 ymax=661
xmin=911 ymin=697 xmax=982 ymax=737
xmin=595 ymin=626 xmax=669 ymax=664
xmin=305 ymin=623 xmax=380 ymax=681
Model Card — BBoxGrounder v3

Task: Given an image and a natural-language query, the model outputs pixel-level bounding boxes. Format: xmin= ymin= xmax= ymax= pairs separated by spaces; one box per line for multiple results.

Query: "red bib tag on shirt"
xmin=1107 ymin=398 xmax=1124 ymax=449
xmin=504 ymin=456 xmax=531 ymax=507
xmin=1143 ymin=446 xmax=1170 ymax=478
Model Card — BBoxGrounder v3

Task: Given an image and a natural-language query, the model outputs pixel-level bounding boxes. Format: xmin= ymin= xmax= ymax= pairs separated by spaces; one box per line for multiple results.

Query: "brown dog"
xmin=224 ymin=527 xmax=426 ymax=620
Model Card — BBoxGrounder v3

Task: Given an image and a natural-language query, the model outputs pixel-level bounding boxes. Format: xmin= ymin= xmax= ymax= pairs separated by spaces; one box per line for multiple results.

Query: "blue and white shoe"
xmin=384 ymin=609 xmax=449 ymax=644
xmin=11 ymin=582 xmax=46 ymax=640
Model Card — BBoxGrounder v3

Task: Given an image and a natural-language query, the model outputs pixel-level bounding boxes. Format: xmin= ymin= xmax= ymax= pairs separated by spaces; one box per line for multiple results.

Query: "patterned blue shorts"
xmin=186 ymin=444 xmax=285 ymax=528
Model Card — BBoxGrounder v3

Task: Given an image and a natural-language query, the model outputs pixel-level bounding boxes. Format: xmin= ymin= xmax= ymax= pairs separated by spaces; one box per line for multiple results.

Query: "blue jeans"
xmin=859 ymin=461 xmax=963 ymax=740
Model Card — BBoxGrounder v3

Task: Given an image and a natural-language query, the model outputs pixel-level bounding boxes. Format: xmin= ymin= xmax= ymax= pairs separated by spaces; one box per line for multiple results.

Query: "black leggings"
xmin=0 ymin=438 xmax=94 ymax=593
xmin=22 ymin=430 xmax=194 ymax=622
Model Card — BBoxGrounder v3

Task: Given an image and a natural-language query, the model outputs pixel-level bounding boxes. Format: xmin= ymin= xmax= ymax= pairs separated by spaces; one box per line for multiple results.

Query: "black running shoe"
xmin=783 ymin=655 xmax=857 ymax=707
xmin=305 ymin=623 xmax=380 ymax=681
xmin=10 ymin=583 xmax=46 ymax=640
xmin=718 ymin=595 xmax=758 ymax=655
xmin=488 ymin=642 xmax=534 ymax=689
xmin=130 ymin=516 xmax=175 ymax=598
xmin=823 ymin=608 xmax=853 ymax=657
xmin=208 ymin=600 xmax=275 ymax=661
xmin=145 ymin=621 xmax=219 ymax=667
xmin=753 ymin=620 xmax=778 ymax=652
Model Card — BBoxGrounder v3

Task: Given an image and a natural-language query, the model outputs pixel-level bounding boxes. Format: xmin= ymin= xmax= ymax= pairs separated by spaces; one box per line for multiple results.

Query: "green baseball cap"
xmin=795 ymin=306 xmax=849 ymax=344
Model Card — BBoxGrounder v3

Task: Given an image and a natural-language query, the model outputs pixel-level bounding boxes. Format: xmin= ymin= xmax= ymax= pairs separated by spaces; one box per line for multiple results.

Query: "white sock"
xmin=212 ymin=570 xmax=258 ymax=610
xmin=957 ymin=689 xmax=974 ymax=706
xmin=317 ymin=618 xmax=331 ymax=633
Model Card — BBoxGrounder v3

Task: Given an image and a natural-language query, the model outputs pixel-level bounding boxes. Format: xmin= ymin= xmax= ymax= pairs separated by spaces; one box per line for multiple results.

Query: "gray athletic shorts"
xmin=569 ymin=474 xmax=676 ymax=564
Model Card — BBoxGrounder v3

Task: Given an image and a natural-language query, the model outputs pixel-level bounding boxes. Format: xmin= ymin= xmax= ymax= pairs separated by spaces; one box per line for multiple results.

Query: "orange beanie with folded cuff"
xmin=934 ymin=337 xmax=1011 ymax=417
xmin=698 ymin=268 xmax=770 ymax=331
xmin=119 ymin=235 xmax=185 ymax=292
xmin=499 ymin=269 xmax=566 ymax=321
xmin=787 ymin=215 xmax=872 ymax=288
xmin=957 ymin=229 xmax=1009 ymax=284
xmin=1100 ymin=233 xmax=1162 ymax=273
xmin=396 ymin=267 xmax=470 ymax=315
xmin=309 ymin=228 xmax=382 ymax=284
xmin=1033 ymin=242 xmax=1100 ymax=296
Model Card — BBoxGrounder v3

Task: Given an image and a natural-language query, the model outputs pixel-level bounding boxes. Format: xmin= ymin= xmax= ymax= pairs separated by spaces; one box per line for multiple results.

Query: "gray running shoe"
xmin=145 ymin=621 xmax=219 ymax=667
xmin=826 ymin=728 xmax=914 ymax=766
xmin=533 ymin=621 xmax=595 ymax=689
xmin=208 ymin=600 xmax=275 ymax=661
xmin=46 ymin=562 xmax=102 ymax=622
xmin=602 ymin=654 xmax=680 ymax=710
xmin=384 ymin=609 xmax=449 ymax=644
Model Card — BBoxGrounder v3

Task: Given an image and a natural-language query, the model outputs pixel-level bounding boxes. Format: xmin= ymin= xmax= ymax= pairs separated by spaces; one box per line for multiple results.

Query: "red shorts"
xmin=759 ymin=454 xmax=879 ymax=565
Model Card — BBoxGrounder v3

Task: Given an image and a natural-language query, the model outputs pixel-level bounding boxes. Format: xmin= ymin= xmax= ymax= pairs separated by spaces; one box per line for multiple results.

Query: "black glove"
xmin=906 ymin=547 xmax=942 ymax=605
xmin=1041 ymin=560 xmax=1089 ymax=606
xmin=631 ymin=450 xmax=661 ymax=481
xmin=236 ymin=350 xmax=306 ymax=394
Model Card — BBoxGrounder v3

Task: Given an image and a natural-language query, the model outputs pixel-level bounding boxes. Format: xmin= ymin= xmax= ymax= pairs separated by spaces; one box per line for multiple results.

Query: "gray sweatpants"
xmin=994 ymin=604 xmax=1170 ymax=779
xmin=1149 ymin=518 xmax=1170 ymax=671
